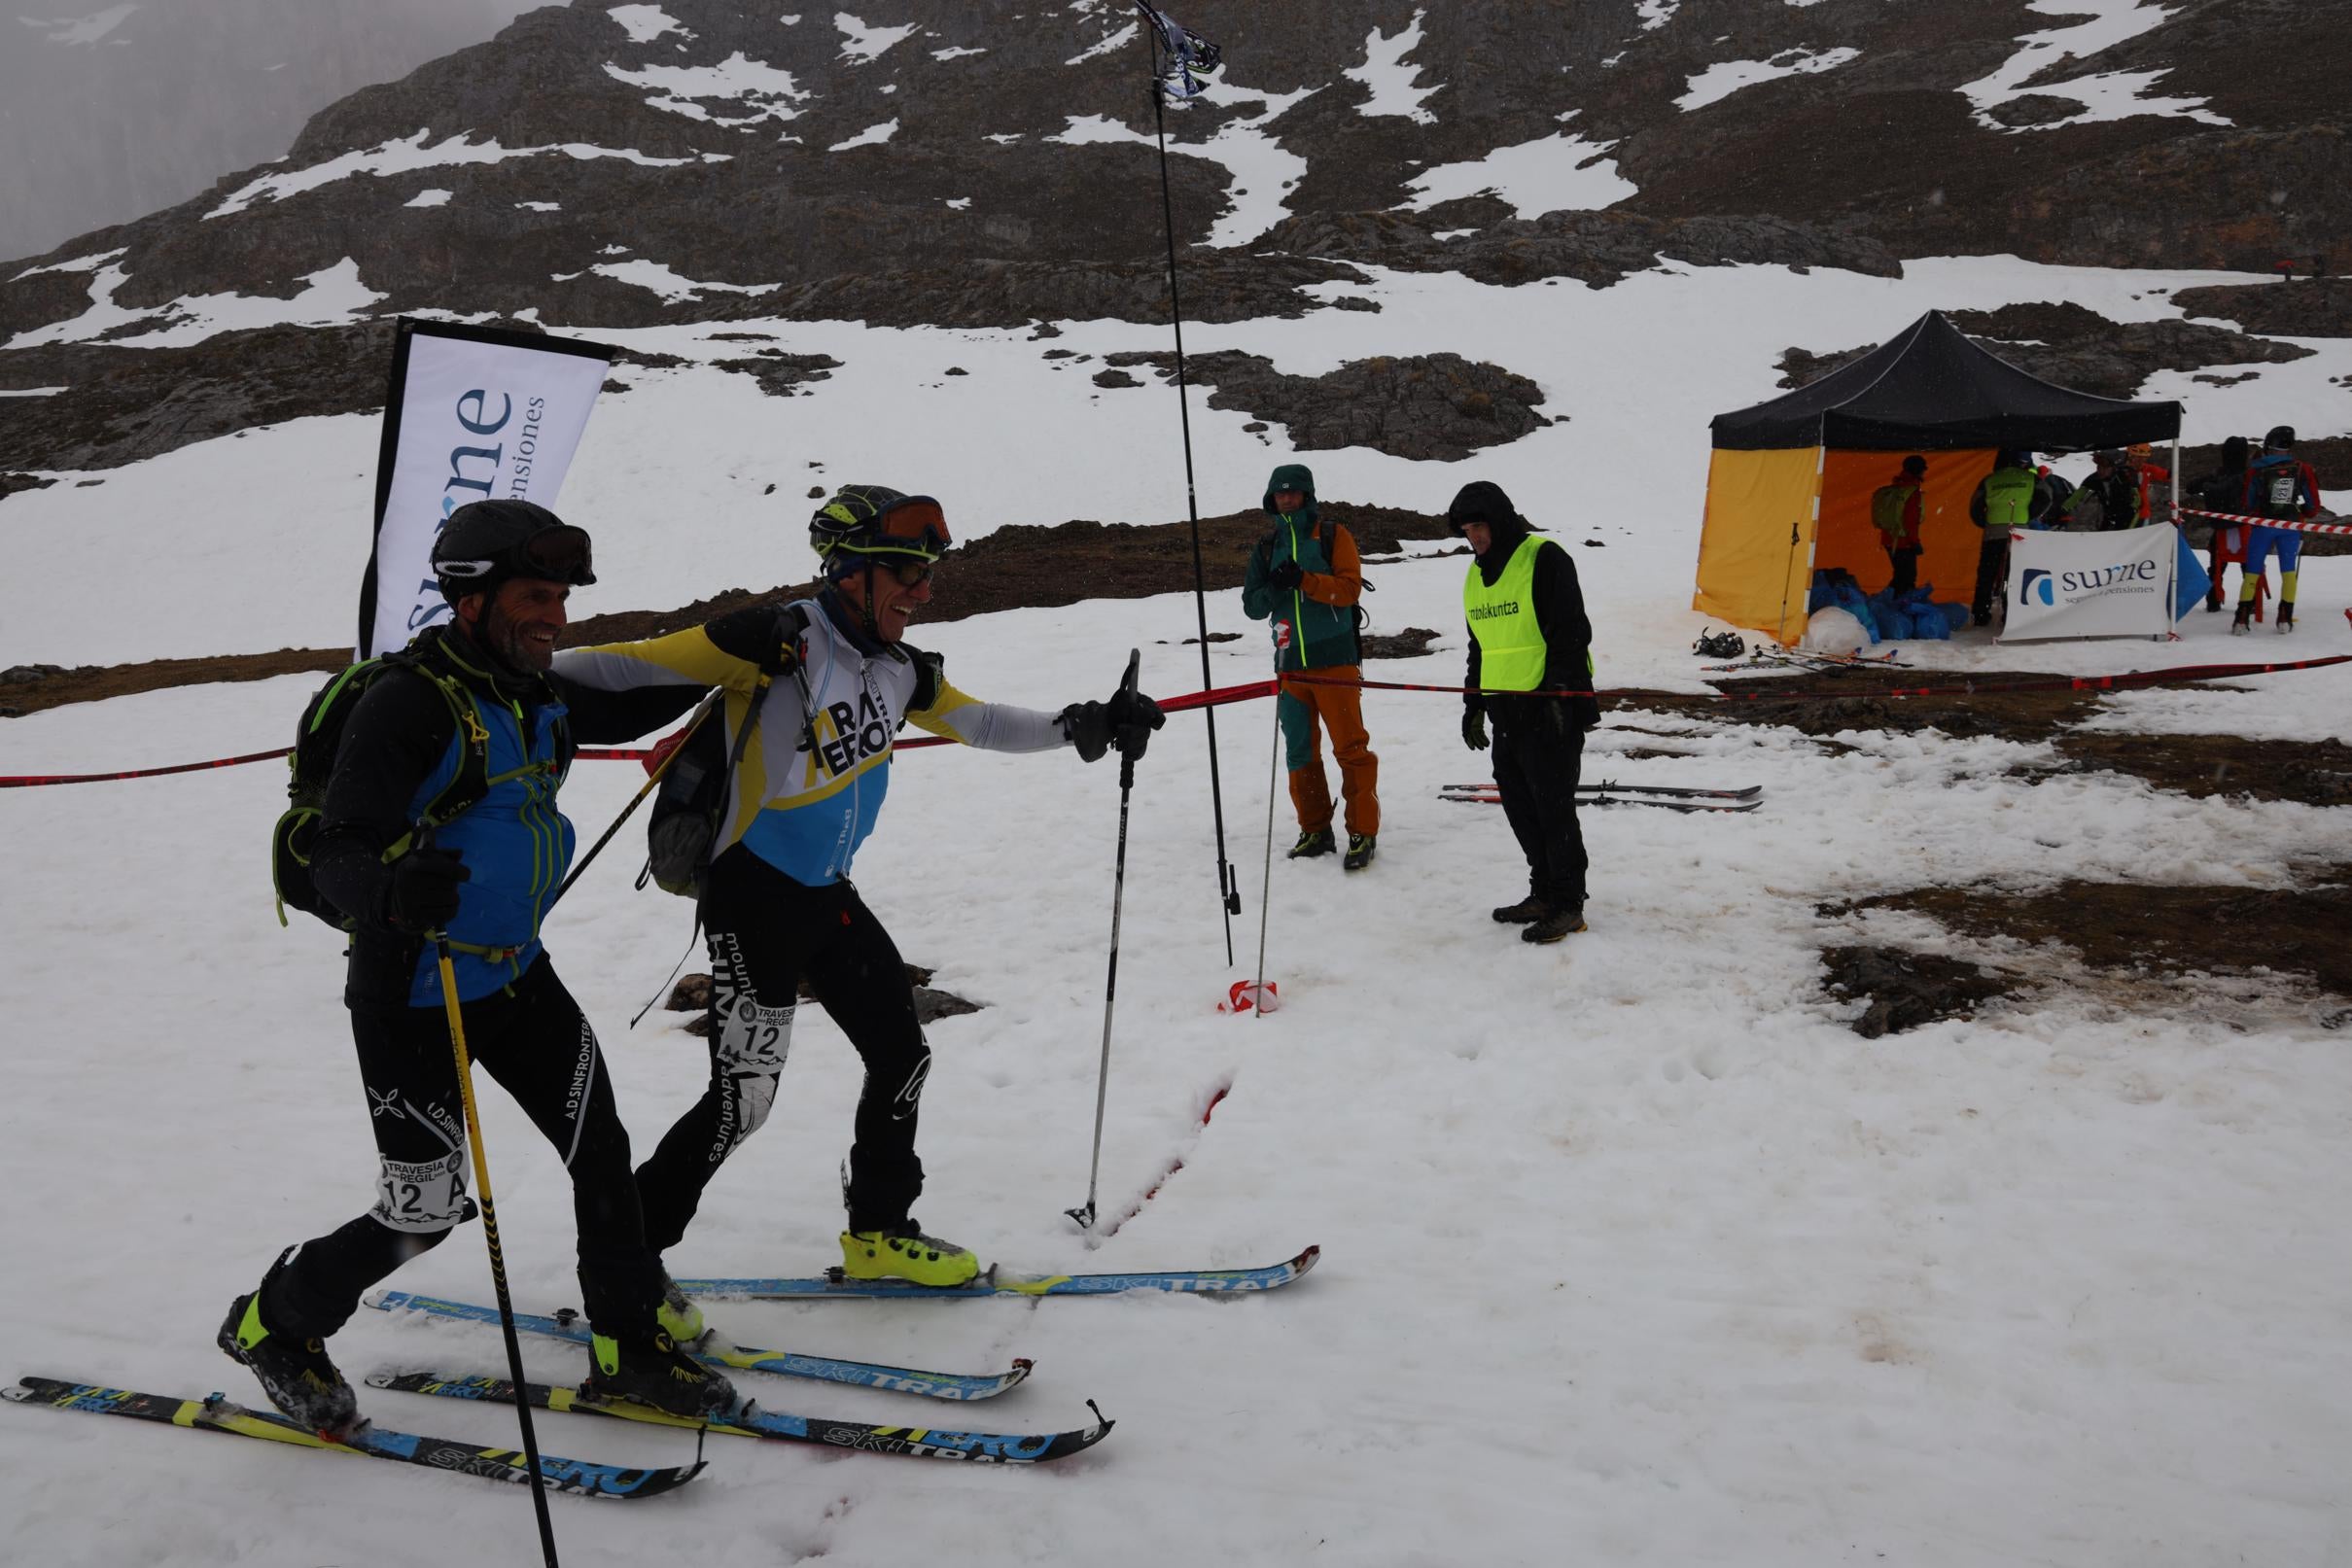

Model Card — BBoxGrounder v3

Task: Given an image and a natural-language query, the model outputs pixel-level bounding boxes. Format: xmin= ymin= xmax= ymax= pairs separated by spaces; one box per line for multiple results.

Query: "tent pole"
xmin=1782 ymin=445 xmax=1828 ymax=645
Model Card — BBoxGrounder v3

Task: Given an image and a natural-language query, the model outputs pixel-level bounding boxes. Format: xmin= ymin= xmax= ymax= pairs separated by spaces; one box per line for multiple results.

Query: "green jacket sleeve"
xmin=1240 ymin=535 xmax=1274 ymax=621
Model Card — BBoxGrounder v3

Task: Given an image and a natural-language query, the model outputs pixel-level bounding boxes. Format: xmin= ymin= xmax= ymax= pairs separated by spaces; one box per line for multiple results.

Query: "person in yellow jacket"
xmin=1451 ymin=481 xmax=1600 ymax=945
xmin=552 ymin=486 xmax=1163 ymax=1301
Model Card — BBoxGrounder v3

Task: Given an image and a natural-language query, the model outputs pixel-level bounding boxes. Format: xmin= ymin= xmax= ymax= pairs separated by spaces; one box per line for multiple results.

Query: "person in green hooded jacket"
xmin=1242 ymin=463 xmax=1381 ymax=870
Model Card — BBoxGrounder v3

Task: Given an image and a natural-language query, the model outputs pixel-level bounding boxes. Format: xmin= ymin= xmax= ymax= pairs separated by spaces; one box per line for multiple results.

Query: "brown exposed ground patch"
xmin=1622 ymin=669 xmax=2112 ymax=744
xmin=1821 ymin=947 xmax=2012 ymax=1039
xmin=0 ymin=502 xmax=1453 ymax=718
xmin=2019 ymin=731 xmax=2352 ymax=806
xmin=1839 ymin=874 xmax=2352 ymax=1007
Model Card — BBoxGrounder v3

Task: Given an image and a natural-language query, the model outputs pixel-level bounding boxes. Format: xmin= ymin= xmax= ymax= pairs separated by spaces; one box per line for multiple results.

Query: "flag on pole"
xmin=1133 ymin=3 xmax=1221 ymax=102
xmin=358 ymin=320 xmax=616 ymax=658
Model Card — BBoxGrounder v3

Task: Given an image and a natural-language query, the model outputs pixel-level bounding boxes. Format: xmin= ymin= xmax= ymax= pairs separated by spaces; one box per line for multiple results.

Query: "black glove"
xmin=1107 ymin=687 xmax=1167 ymax=760
xmin=1462 ymin=710 xmax=1489 ymax=751
xmin=1268 ymin=558 xmax=1305 ymax=592
xmin=386 ymin=844 xmax=470 ymax=934
xmin=1060 ymin=701 xmax=1112 ymax=763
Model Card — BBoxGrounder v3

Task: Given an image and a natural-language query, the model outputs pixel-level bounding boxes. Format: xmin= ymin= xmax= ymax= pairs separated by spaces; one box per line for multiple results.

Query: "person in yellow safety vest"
xmin=1450 ymin=480 xmax=1601 ymax=946
xmin=1967 ymin=450 xmax=2049 ymax=626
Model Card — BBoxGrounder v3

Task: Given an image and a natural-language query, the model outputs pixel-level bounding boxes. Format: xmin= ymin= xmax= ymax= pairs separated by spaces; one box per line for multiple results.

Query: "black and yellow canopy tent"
xmin=1692 ymin=310 xmax=2183 ymax=643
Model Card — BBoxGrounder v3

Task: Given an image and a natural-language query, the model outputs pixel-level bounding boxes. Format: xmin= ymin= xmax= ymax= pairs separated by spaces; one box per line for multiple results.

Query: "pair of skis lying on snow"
xmin=10 ymin=1246 xmax=1317 ymax=1499
xmin=1439 ymin=781 xmax=1764 ymax=814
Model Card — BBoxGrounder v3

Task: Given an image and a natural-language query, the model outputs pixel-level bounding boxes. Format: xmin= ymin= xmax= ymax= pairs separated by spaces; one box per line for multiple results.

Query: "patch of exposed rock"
xmin=0 ymin=320 xmax=402 ymax=472
xmin=1102 ymin=350 xmax=1551 ymax=462
xmin=714 ymin=351 xmax=842 ymax=398
xmin=2172 ymin=277 xmax=2352 ymax=337
xmin=1257 ymin=208 xmax=1901 ymax=291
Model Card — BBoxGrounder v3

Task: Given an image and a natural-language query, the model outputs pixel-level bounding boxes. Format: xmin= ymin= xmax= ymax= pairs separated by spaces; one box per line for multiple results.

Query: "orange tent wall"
xmin=1814 ymin=448 xmax=1997 ymax=603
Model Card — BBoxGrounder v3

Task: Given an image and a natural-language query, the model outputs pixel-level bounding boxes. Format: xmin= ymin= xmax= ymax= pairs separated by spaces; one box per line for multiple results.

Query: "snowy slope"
xmin=3 ymin=545 xmax=2351 ymax=1563
xmin=4 ymin=252 xmax=2347 ymax=669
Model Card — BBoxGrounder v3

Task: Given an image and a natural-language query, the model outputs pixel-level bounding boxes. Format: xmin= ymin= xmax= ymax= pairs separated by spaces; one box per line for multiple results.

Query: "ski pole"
xmin=550 ymin=687 xmax=721 ymax=907
xmin=435 ymin=937 xmax=561 ymax=1566
xmin=1251 ymin=677 xmax=1281 ymax=1019
xmin=1069 ymin=649 xmax=1144 ymax=1232
xmin=1135 ymin=17 xmax=1241 ymax=962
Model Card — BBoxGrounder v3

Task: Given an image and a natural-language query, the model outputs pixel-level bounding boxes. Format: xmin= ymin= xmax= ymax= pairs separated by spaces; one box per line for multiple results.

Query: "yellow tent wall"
xmin=1691 ymin=447 xmax=1820 ymax=645
xmin=1693 ymin=446 xmax=1999 ymax=644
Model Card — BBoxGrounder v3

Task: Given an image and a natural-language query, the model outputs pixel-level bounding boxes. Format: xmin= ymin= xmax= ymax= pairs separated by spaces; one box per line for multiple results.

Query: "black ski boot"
xmin=584 ymin=1329 xmax=738 ymax=1419
xmin=1286 ymin=827 xmax=1336 ymax=859
xmin=1343 ymin=833 xmax=1377 ymax=872
xmin=1523 ymin=906 xmax=1588 ymax=944
xmin=217 ymin=1250 xmax=361 ymax=1436
xmin=1491 ymin=895 xmax=1550 ymax=924
xmin=2230 ymin=604 xmax=2253 ymax=636
xmin=2278 ymin=601 xmax=2296 ymax=633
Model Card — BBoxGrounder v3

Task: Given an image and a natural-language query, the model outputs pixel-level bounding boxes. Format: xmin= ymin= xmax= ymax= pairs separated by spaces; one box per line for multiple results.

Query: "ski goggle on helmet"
xmin=810 ymin=486 xmax=951 ymax=578
xmin=433 ymin=500 xmax=596 ymax=601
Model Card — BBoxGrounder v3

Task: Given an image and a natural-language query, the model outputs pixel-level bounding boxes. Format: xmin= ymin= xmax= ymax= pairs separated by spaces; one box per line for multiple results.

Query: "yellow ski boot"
xmin=839 ymin=1221 xmax=981 ymax=1288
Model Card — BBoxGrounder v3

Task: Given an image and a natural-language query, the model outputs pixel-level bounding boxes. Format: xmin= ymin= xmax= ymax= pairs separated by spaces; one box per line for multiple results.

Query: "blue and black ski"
xmin=367 ymin=1289 xmax=1028 ymax=1401
xmin=5 ymin=1376 xmax=701 ymax=1499
xmin=672 ymin=1244 xmax=1319 ymax=1301
xmin=370 ymin=1371 xmax=1112 ymax=1464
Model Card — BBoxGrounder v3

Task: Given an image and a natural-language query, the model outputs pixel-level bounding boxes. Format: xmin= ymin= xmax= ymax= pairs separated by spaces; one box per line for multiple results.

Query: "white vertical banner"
xmin=2000 ymin=523 xmax=2178 ymax=642
xmin=357 ymin=320 xmax=616 ymax=658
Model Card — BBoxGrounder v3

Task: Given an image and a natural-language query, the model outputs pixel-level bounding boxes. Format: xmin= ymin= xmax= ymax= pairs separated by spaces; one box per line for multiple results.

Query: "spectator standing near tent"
xmin=2193 ymin=436 xmax=2253 ymax=612
xmin=2065 ymin=450 xmax=2142 ymax=532
xmin=1871 ymin=455 xmax=1929 ymax=595
xmin=1452 ymin=480 xmax=1600 ymax=946
xmin=2128 ymin=441 xmax=2172 ymax=525
xmin=1242 ymin=463 xmax=1380 ymax=871
xmin=2233 ymin=426 xmax=2323 ymax=634
xmin=1968 ymin=450 xmax=2047 ymax=626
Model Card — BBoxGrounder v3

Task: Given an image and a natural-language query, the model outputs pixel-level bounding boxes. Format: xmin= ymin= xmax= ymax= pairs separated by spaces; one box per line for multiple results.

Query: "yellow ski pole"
xmin=436 ymin=938 xmax=561 ymax=1566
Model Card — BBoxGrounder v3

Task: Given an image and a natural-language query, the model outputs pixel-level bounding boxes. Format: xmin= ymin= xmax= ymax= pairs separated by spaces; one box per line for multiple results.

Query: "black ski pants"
xmin=1885 ymin=543 xmax=1921 ymax=597
xmin=636 ymin=844 xmax=930 ymax=1254
xmin=1971 ymin=532 xmax=2010 ymax=624
xmin=1492 ymin=699 xmax=1589 ymax=913
xmin=262 ymin=956 xmax=660 ymax=1342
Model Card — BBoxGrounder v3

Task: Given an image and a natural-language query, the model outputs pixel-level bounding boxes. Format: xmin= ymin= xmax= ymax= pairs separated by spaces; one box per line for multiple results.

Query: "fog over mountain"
xmin=0 ymin=0 xmax=540 ymax=263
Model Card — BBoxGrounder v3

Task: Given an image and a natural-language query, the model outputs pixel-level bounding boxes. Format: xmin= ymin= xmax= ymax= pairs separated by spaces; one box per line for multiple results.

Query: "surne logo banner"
xmin=356 ymin=319 xmax=617 ymax=658
xmin=2000 ymin=522 xmax=2182 ymax=643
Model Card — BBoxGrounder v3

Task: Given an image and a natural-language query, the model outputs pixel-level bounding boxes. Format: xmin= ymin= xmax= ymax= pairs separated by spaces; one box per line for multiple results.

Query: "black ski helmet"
xmin=433 ymin=499 xmax=596 ymax=603
xmin=2264 ymin=425 xmax=2297 ymax=450
xmin=808 ymin=485 xmax=951 ymax=575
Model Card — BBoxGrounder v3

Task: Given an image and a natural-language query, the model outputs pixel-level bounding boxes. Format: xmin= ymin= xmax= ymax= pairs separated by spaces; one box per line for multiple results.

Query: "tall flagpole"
xmin=1137 ymin=8 xmax=1242 ymax=961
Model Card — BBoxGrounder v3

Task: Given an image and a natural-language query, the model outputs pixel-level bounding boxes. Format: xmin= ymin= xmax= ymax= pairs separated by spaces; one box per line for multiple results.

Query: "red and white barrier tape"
xmin=10 ymin=659 xmax=2351 ymax=788
xmin=2176 ymin=506 xmax=2352 ymax=537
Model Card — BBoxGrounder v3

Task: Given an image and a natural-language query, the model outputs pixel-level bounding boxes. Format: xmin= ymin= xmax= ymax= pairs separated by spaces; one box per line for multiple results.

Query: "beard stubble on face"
xmin=476 ymin=594 xmax=554 ymax=675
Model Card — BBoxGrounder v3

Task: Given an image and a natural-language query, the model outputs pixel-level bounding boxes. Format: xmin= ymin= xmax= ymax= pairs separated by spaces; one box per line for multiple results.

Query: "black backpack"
xmin=641 ymin=608 xmax=806 ymax=900
xmin=271 ymin=651 xmax=491 ymax=930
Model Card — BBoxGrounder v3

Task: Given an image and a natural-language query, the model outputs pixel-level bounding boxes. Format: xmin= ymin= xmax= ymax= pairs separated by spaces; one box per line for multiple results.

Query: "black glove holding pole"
xmin=1061 ymin=653 xmax=1167 ymax=764
xmin=387 ymin=844 xmax=470 ymax=933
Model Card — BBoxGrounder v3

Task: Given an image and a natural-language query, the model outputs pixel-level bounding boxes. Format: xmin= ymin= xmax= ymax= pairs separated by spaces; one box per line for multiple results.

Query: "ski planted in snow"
xmin=1444 ymin=782 xmax=1762 ymax=802
xmin=672 ymin=1244 xmax=1319 ymax=1301
xmin=1439 ymin=784 xmax=1759 ymax=814
xmin=369 ymin=1372 xmax=1112 ymax=1464
xmin=4 ymin=1376 xmax=702 ymax=1500
xmin=367 ymin=1289 xmax=1028 ymax=1402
